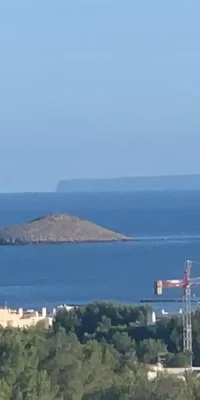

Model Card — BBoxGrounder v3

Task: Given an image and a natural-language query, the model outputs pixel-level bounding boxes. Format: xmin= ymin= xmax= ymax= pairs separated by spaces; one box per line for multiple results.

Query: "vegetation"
xmin=0 ymin=302 xmax=200 ymax=399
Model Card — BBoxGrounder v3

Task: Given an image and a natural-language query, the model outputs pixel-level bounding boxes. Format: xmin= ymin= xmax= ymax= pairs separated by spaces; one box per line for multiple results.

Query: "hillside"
xmin=0 ymin=214 xmax=130 ymax=245
xmin=57 ymin=175 xmax=200 ymax=192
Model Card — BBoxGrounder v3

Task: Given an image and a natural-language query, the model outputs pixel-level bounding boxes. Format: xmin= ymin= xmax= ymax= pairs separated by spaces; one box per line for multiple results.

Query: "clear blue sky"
xmin=0 ymin=1 xmax=200 ymax=192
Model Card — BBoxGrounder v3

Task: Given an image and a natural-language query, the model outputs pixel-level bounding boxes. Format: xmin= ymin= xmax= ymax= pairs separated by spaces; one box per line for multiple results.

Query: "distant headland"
xmin=0 ymin=214 xmax=131 ymax=245
xmin=57 ymin=174 xmax=200 ymax=192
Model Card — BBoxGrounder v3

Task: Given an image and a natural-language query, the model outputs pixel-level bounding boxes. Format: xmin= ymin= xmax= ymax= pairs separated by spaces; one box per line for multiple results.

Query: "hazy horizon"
xmin=0 ymin=174 xmax=200 ymax=194
xmin=1 ymin=1 xmax=200 ymax=192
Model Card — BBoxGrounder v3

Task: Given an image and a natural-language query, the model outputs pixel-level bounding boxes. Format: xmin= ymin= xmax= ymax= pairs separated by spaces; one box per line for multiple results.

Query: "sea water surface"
xmin=0 ymin=191 xmax=200 ymax=309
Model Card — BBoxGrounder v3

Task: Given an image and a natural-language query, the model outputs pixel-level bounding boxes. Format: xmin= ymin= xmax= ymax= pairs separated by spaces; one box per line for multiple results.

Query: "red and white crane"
xmin=154 ymin=260 xmax=200 ymax=362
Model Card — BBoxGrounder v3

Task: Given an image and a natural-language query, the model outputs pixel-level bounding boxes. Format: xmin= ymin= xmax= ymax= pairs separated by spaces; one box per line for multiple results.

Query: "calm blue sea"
xmin=1 ymin=191 xmax=200 ymax=310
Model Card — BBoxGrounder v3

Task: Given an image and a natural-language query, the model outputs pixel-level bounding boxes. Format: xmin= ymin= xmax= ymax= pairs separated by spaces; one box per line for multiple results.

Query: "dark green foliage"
xmin=1 ymin=302 xmax=200 ymax=399
xmin=136 ymin=338 xmax=168 ymax=364
xmin=54 ymin=302 xmax=149 ymax=341
xmin=112 ymin=332 xmax=134 ymax=354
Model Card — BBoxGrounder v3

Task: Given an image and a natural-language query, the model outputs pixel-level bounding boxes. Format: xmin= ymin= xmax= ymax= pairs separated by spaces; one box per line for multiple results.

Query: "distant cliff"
xmin=0 ymin=214 xmax=131 ymax=245
xmin=56 ymin=175 xmax=200 ymax=192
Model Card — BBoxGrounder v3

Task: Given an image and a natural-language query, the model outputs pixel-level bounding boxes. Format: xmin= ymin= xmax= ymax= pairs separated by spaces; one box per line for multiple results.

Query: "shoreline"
xmin=0 ymin=237 xmax=134 ymax=246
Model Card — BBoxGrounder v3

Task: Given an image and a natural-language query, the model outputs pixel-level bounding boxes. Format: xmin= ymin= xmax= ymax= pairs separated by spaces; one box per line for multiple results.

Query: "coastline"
xmin=0 ymin=237 xmax=134 ymax=246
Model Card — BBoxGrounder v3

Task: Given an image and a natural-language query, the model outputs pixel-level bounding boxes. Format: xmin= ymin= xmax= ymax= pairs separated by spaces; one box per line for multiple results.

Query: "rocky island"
xmin=0 ymin=214 xmax=131 ymax=245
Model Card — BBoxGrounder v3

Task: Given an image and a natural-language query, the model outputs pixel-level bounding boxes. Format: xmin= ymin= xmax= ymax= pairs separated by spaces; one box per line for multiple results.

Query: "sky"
xmin=0 ymin=1 xmax=200 ymax=192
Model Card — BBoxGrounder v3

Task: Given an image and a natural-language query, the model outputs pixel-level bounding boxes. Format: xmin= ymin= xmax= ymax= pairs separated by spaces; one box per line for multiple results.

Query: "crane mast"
xmin=154 ymin=260 xmax=200 ymax=366
xmin=183 ymin=261 xmax=192 ymax=354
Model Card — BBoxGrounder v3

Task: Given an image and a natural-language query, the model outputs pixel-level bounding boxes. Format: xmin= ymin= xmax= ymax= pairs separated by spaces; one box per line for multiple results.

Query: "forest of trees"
xmin=0 ymin=302 xmax=200 ymax=399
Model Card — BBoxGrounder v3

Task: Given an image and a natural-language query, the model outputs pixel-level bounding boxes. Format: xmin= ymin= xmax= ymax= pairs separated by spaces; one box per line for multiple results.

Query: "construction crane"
xmin=154 ymin=260 xmax=200 ymax=365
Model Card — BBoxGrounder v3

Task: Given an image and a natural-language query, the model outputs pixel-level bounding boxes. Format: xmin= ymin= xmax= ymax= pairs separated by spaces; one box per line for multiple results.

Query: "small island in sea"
xmin=0 ymin=214 xmax=131 ymax=245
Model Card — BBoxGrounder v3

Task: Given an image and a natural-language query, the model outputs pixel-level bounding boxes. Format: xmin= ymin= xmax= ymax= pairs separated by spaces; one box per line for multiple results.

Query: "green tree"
xmin=0 ymin=379 xmax=12 ymax=400
xmin=137 ymin=339 xmax=168 ymax=364
xmin=112 ymin=332 xmax=134 ymax=354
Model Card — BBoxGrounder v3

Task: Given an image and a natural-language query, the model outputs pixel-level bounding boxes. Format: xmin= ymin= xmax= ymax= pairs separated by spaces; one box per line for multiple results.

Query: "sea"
xmin=1 ymin=190 xmax=200 ymax=311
